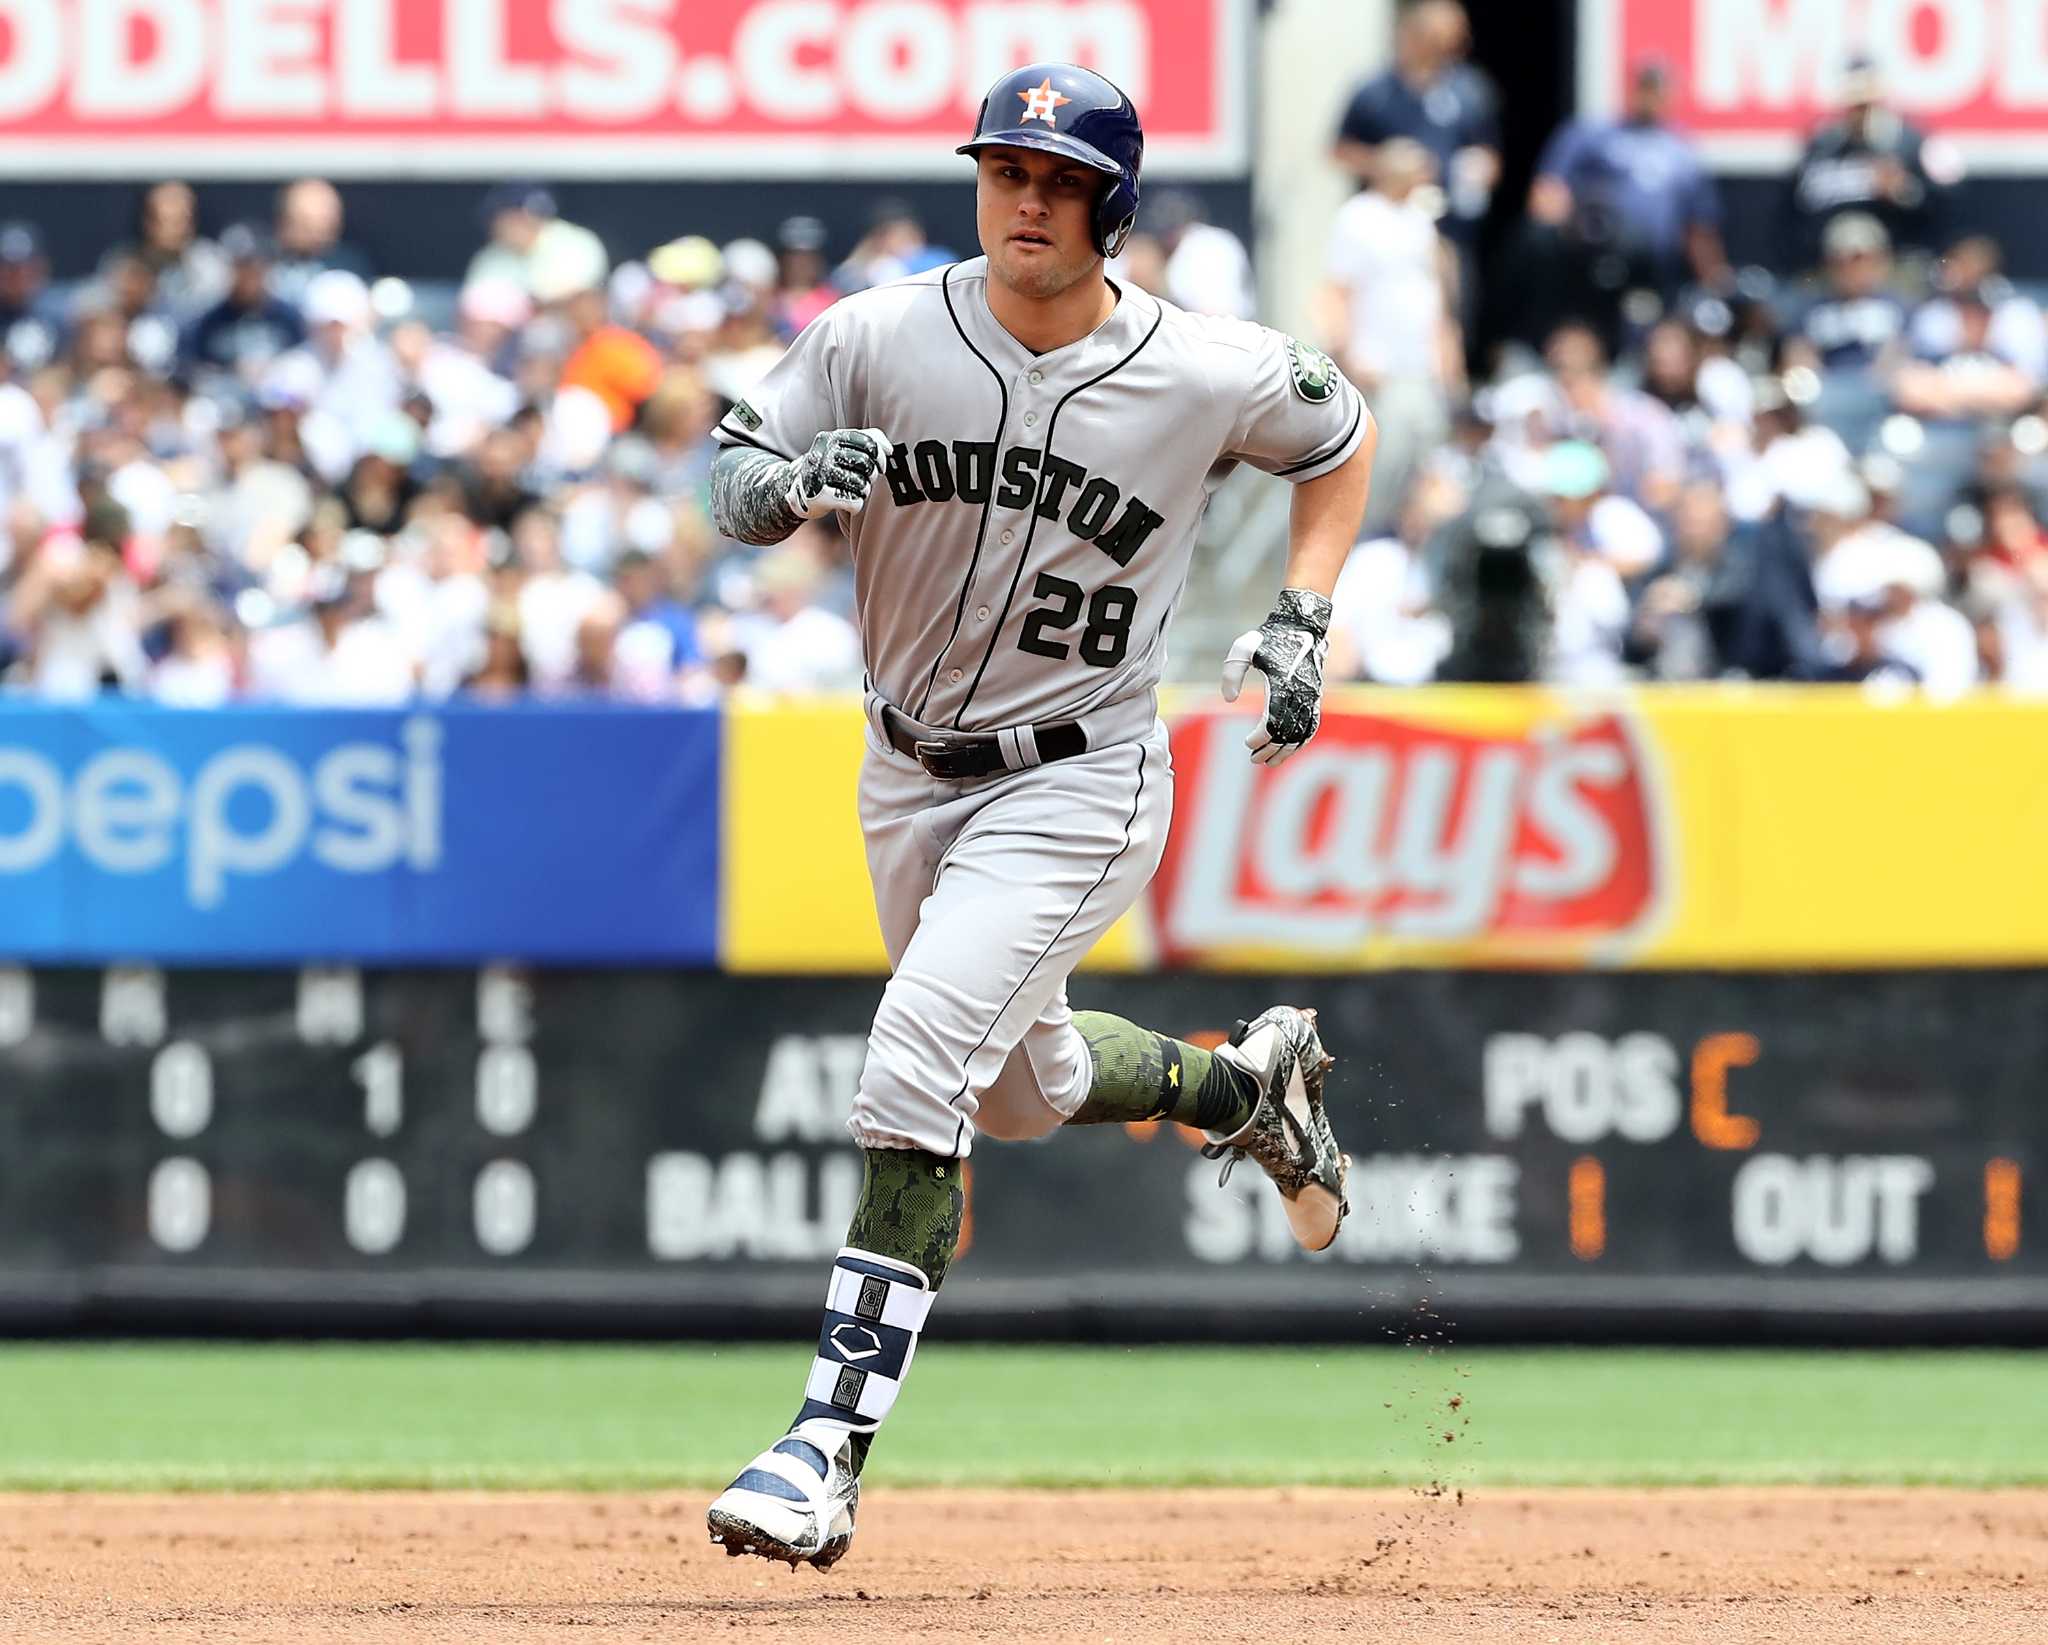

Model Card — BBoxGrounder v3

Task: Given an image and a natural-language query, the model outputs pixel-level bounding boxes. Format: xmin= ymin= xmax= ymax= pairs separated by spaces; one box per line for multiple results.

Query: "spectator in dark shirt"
xmin=1785 ymin=54 xmax=1961 ymax=271
xmin=1782 ymin=213 xmax=1908 ymax=376
xmin=0 ymin=222 xmax=67 ymax=373
xmin=269 ymin=179 xmax=376 ymax=312
xmin=1332 ymin=0 xmax=1499 ymax=328
xmin=1712 ymin=501 xmax=1825 ymax=679
xmin=461 ymin=426 xmax=543 ymax=534
xmin=183 ymin=225 xmax=306 ymax=389
xmin=1518 ymin=59 xmax=1728 ymax=352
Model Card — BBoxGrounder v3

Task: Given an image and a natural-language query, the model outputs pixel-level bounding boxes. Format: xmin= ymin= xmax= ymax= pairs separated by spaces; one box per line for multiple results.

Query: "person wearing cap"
xmin=0 ymin=221 xmax=67 ymax=373
xmin=1785 ymin=53 xmax=1961 ymax=271
xmin=183 ymin=224 xmax=306 ymax=387
xmin=466 ymin=181 xmax=608 ymax=306
xmin=1803 ymin=470 xmax=1973 ymax=691
xmin=772 ymin=215 xmax=837 ymax=338
xmin=1518 ymin=58 xmax=1726 ymax=353
xmin=1780 ymin=212 xmax=1908 ymax=379
xmin=274 ymin=268 xmax=402 ymax=485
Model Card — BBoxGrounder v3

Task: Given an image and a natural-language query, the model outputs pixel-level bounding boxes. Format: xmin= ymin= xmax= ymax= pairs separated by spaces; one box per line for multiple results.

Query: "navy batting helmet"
xmin=957 ymin=63 xmax=1143 ymax=258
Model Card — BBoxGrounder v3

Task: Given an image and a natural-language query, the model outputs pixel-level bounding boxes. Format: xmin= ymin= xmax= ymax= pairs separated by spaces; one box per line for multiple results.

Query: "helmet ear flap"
xmin=1094 ymin=172 xmax=1141 ymax=259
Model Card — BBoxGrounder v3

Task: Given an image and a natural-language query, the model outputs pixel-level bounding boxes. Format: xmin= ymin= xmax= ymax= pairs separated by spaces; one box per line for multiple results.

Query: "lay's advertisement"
xmin=726 ymin=688 xmax=2048 ymax=972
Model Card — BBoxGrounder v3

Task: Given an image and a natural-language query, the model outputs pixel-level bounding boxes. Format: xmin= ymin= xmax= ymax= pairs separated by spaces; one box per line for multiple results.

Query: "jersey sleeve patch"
xmin=731 ymin=399 xmax=764 ymax=431
xmin=1286 ymin=338 xmax=1338 ymax=404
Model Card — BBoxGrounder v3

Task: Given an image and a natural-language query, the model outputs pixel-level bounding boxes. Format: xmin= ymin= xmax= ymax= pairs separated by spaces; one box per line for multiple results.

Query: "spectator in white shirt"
xmin=1327 ymin=466 xmax=1461 ymax=684
xmin=511 ymin=505 xmax=607 ymax=690
xmin=8 ymin=505 xmax=148 ymax=698
xmin=1319 ymin=138 xmax=1462 ymax=533
xmin=1142 ymin=192 xmax=1255 ymax=320
xmin=247 ymin=565 xmax=415 ymax=705
xmin=737 ymin=538 xmax=862 ymax=694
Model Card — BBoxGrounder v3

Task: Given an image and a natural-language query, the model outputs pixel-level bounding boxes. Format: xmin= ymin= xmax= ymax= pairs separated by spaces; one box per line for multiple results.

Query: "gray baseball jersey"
xmin=712 ymin=258 xmax=1366 ymax=1159
xmin=714 ymin=257 xmax=1367 ymax=732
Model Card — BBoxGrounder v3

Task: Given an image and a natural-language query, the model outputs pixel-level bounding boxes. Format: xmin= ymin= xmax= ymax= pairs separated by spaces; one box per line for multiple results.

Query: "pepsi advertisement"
xmin=0 ymin=704 xmax=721 ymax=964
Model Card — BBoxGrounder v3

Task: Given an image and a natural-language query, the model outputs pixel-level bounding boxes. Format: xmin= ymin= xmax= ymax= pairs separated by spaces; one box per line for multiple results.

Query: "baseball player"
xmin=705 ymin=62 xmax=1376 ymax=1570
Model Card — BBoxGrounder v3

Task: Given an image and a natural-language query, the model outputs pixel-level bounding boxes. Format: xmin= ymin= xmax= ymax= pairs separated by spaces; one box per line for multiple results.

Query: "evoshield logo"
xmin=0 ymin=716 xmax=443 ymax=909
xmin=829 ymin=1323 xmax=882 ymax=1363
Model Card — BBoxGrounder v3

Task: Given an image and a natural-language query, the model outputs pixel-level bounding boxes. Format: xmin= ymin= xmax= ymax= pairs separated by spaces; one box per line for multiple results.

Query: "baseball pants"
xmin=850 ymin=711 xmax=1173 ymax=1158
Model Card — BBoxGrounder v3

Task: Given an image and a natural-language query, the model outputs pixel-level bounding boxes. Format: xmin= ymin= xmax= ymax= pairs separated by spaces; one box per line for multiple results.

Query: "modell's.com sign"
xmin=1150 ymin=705 xmax=1668 ymax=965
xmin=0 ymin=0 xmax=1244 ymax=177
xmin=1583 ymin=0 xmax=2047 ymax=172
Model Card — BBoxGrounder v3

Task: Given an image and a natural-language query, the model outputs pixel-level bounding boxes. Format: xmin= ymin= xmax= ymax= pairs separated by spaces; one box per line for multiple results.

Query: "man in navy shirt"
xmin=1785 ymin=54 xmax=1961 ymax=272
xmin=1332 ymin=0 xmax=1500 ymax=303
xmin=1780 ymin=213 xmax=1908 ymax=376
xmin=183 ymin=225 xmax=306 ymax=391
xmin=1513 ymin=60 xmax=1726 ymax=351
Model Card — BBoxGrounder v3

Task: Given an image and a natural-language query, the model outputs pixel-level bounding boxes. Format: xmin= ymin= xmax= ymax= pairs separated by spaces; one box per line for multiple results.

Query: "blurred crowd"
xmin=5 ymin=2 xmax=2047 ymax=704
xmin=0 ymin=178 xmax=946 ymax=703
xmin=1315 ymin=0 xmax=2048 ymax=692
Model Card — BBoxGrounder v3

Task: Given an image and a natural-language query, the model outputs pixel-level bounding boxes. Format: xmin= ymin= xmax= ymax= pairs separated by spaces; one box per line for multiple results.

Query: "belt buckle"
xmin=912 ymin=737 xmax=963 ymax=779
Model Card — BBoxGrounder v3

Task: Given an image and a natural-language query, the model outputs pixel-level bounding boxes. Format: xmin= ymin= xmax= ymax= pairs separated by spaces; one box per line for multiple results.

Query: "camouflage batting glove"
xmin=1220 ymin=588 xmax=1334 ymax=767
xmin=785 ymin=427 xmax=894 ymax=519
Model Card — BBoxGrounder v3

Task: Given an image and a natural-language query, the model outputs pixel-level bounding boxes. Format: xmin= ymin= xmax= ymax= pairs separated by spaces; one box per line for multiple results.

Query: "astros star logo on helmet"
xmin=1018 ymin=77 xmax=1071 ymax=126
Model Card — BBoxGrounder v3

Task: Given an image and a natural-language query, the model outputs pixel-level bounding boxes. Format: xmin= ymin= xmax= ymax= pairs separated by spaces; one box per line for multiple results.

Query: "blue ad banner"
xmin=0 ymin=704 xmax=721 ymax=963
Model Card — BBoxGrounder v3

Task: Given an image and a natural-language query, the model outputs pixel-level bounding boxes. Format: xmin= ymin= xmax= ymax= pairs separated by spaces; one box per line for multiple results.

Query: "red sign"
xmin=1150 ymin=708 xmax=1666 ymax=963
xmin=0 ymin=0 xmax=1244 ymax=177
xmin=1580 ymin=0 xmax=2041 ymax=172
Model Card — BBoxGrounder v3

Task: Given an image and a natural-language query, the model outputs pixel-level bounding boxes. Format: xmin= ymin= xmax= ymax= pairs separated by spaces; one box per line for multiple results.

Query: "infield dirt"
xmin=3 ymin=1487 xmax=2043 ymax=1643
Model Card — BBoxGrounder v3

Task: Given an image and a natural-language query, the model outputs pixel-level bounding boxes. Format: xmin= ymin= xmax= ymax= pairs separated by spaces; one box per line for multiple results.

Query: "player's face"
xmin=976 ymin=148 xmax=1103 ymax=300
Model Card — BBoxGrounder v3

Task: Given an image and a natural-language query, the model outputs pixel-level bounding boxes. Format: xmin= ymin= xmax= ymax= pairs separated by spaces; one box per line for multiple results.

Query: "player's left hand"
xmin=1220 ymin=588 xmax=1333 ymax=766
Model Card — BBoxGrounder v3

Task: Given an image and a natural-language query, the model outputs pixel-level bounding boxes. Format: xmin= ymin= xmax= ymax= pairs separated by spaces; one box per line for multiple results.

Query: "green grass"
xmin=0 ymin=1343 xmax=2039 ymax=1491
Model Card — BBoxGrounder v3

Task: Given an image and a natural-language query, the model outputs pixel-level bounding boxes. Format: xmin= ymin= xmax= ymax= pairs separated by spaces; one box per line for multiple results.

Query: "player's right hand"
xmin=786 ymin=428 xmax=893 ymax=519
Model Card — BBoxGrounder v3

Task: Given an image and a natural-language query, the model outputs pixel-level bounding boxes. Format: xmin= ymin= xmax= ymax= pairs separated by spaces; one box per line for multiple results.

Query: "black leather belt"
xmin=880 ymin=706 xmax=1088 ymax=780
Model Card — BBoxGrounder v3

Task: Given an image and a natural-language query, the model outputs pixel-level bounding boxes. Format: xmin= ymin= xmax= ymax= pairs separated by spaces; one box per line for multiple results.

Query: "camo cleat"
xmin=706 ymin=1422 xmax=860 ymax=1571
xmin=1204 ymin=1005 xmax=1349 ymax=1252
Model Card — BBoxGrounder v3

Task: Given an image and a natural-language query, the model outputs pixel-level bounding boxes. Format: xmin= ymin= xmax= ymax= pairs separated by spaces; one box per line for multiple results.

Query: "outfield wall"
xmin=0 ymin=691 xmax=2041 ymax=1338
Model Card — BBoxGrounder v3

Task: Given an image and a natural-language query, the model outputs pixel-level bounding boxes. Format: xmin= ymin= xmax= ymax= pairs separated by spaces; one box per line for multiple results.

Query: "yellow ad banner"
xmin=724 ymin=689 xmax=2048 ymax=972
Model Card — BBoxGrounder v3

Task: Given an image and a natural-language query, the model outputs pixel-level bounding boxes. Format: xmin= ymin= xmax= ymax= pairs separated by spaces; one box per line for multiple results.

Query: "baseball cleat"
xmin=706 ymin=1424 xmax=860 ymax=1571
xmin=1204 ymin=1005 xmax=1350 ymax=1252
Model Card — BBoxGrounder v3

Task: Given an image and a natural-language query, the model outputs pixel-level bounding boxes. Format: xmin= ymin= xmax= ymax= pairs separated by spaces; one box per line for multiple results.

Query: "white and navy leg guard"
xmin=707 ymin=1248 xmax=934 ymax=1570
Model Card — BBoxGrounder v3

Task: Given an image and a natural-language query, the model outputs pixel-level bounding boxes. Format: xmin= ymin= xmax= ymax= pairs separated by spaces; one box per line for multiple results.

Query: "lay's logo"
xmin=1151 ymin=706 xmax=1668 ymax=961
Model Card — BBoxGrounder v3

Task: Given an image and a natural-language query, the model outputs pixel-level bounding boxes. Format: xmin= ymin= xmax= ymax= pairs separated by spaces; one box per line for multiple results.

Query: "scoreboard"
xmin=0 ymin=967 xmax=2038 ymax=1337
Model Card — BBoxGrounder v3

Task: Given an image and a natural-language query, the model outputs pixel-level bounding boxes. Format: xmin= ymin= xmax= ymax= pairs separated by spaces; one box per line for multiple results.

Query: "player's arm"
xmin=709 ymin=428 xmax=894 ymax=546
xmin=1220 ymin=330 xmax=1377 ymax=765
xmin=1220 ymin=425 xmax=1375 ymax=761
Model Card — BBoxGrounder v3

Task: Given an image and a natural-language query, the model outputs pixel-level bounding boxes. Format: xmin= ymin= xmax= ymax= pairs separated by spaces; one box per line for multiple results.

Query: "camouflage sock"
xmin=1065 ymin=1010 xmax=1257 ymax=1134
xmin=844 ymin=1145 xmax=964 ymax=1290
xmin=813 ymin=1147 xmax=962 ymax=1477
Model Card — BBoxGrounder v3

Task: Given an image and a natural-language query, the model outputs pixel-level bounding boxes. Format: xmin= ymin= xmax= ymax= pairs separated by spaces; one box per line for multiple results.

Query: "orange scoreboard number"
xmin=1985 ymin=1159 xmax=2022 ymax=1261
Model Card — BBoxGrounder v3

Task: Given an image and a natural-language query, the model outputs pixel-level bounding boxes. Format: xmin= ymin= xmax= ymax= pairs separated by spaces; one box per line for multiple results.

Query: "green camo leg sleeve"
xmin=1064 ymin=1010 xmax=1257 ymax=1135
